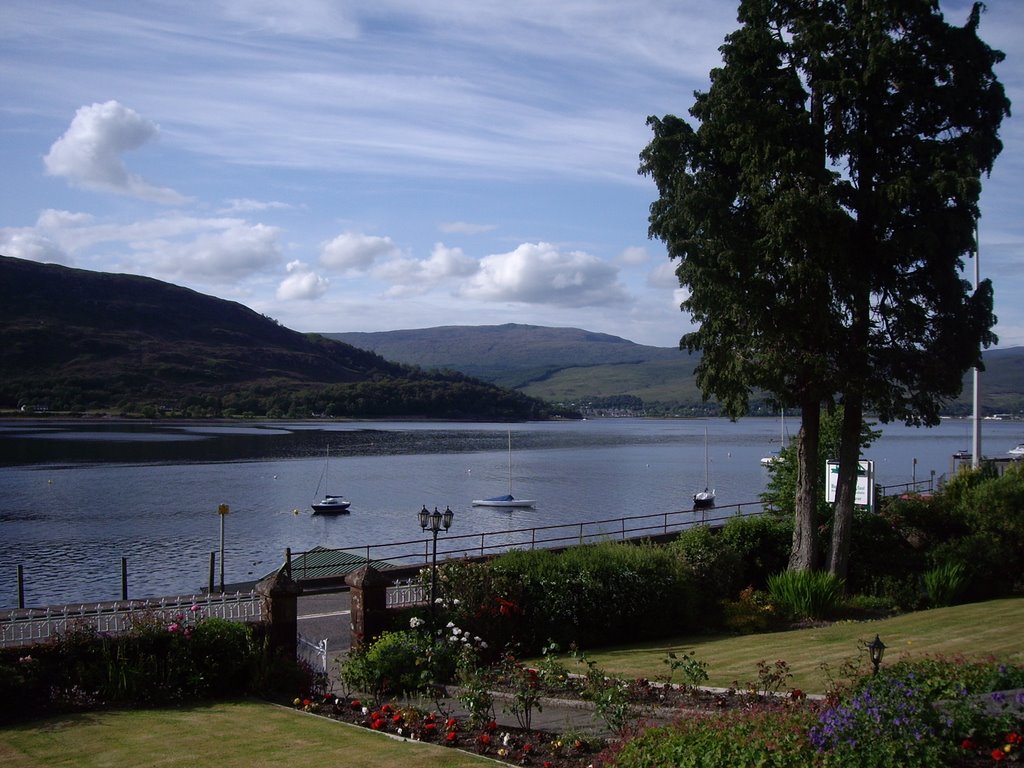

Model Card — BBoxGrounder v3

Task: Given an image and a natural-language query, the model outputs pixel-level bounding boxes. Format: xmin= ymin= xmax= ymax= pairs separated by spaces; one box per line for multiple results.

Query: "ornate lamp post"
xmin=868 ymin=634 xmax=886 ymax=676
xmin=419 ymin=505 xmax=454 ymax=621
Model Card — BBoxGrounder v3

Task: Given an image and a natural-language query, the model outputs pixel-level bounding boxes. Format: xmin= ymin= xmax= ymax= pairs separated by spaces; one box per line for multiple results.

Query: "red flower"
xmin=381 ymin=703 xmax=393 ymax=714
xmin=992 ymin=748 xmax=1006 ymax=762
xmin=523 ymin=743 xmax=534 ymax=753
xmin=1008 ymin=732 xmax=1023 ymax=745
xmin=423 ymin=722 xmax=437 ymax=733
xmin=351 ymin=699 xmax=362 ymax=710
xmin=446 ymin=717 xmax=458 ymax=730
xmin=543 ymin=762 xmax=553 ymax=768
xmin=392 ymin=712 xmax=403 ymax=723
xmin=446 ymin=731 xmax=458 ymax=743
xmin=961 ymin=738 xmax=976 ymax=750
xmin=370 ymin=719 xmax=383 ymax=731
xmin=485 ymin=719 xmax=498 ymax=732
xmin=479 ymin=733 xmax=491 ymax=745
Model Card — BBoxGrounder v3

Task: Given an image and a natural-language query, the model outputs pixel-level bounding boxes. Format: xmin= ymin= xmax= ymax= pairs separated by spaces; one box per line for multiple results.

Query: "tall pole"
xmin=218 ymin=503 xmax=229 ymax=592
xmin=972 ymin=223 xmax=982 ymax=469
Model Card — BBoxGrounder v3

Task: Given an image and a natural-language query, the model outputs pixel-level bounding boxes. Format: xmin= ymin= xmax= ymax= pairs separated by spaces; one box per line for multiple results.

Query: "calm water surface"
xmin=1 ymin=417 xmax=1019 ymax=608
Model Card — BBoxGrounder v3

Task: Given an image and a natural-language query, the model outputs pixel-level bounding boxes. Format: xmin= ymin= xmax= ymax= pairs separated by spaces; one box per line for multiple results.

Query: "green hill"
xmin=329 ymin=325 xmax=1024 ymax=417
xmin=0 ymin=256 xmax=554 ymax=420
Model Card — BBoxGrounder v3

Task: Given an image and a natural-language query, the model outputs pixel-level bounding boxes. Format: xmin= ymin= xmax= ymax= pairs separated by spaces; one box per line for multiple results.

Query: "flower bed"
xmin=293 ymin=695 xmax=605 ymax=767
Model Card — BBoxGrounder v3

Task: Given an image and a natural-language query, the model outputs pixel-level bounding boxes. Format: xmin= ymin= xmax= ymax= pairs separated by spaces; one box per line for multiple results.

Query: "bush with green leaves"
xmin=0 ymin=611 xmax=263 ymax=722
xmin=340 ymin=629 xmax=451 ymax=700
xmin=717 ymin=514 xmax=793 ymax=589
xmin=767 ymin=569 xmax=844 ymax=621
xmin=438 ymin=540 xmax=699 ymax=654
xmin=922 ymin=562 xmax=968 ymax=607
xmin=612 ymin=704 xmax=820 ymax=768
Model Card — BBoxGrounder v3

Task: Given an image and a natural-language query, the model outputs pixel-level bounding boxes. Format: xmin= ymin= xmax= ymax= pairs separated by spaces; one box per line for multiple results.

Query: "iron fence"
xmin=290 ymin=500 xmax=765 ymax=582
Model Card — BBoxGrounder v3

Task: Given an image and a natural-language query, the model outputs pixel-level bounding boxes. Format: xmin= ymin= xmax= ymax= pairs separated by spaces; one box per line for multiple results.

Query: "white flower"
xmin=480 ymin=641 xmax=488 ymax=649
xmin=451 ymin=626 xmax=462 ymax=636
xmin=447 ymin=621 xmax=455 ymax=628
xmin=410 ymin=617 xmax=425 ymax=628
xmin=361 ymin=706 xmax=369 ymax=715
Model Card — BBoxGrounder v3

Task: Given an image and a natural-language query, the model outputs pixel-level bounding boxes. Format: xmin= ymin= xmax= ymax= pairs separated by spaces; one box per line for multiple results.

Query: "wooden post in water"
xmin=217 ymin=503 xmax=229 ymax=592
xmin=121 ymin=557 xmax=128 ymax=600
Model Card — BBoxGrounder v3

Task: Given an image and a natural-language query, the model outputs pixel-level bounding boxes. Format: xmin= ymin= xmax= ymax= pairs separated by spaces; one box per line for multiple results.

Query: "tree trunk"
xmin=789 ymin=398 xmax=821 ymax=571
xmin=829 ymin=395 xmax=863 ymax=583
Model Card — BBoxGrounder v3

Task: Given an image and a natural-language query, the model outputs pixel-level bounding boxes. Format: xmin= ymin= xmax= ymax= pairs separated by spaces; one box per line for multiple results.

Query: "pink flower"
xmin=167 ymin=623 xmax=180 ymax=633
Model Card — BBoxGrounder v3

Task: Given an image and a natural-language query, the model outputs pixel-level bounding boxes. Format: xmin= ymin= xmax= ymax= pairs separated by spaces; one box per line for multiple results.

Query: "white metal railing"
xmin=0 ymin=590 xmax=264 ymax=649
xmin=386 ymin=579 xmax=426 ymax=608
xmin=297 ymin=633 xmax=328 ymax=675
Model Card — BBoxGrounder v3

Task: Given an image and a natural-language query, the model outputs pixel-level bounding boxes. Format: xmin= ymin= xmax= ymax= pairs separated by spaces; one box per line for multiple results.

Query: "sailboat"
xmin=760 ymin=409 xmax=787 ymax=467
xmin=472 ymin=430 xmax=536 ymax=508
xmin=693 ymin=427 xmax=716 ymax=509
xmin=311 ymin=445 xmax=351 ymax=514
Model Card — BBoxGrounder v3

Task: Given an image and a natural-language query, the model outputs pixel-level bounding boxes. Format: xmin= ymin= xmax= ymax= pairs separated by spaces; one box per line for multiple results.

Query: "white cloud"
xmin=44 ymin=101 xmax=189 ymax=204
xmin=130 ymin=222 xmax=282 ymax=282
xmin=375 ymin=242 xmax=478 ymax=296
xmin=320 ymin=231 xmax=400 ymax=271
xmin=460 ymin=241 xmax=629 ymax=308
xmin=220 ymin=198 xmax=293 ymax=214
xmin=0 ymin=228 xmax=71 ymax=265
xmin=620 ymin=246 xmax=649 ymax=266
xmin=439 ymin=221 xmax=497 ymax=235
xmin=277 ymin=259 xmax=329 ymax=300
xmin=36 ymin=209 xmax=95 ymax=230
xmin=647 ymin=259 xmax=679 ymax=289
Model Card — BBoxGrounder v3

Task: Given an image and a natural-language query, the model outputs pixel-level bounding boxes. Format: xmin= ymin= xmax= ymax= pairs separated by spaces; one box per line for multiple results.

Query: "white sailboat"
xmin=472 ymin=430 xmax=536 ymax=508
xmin=761 ymin=409 xmax=787 ymax=467
xmin=311 ymin=445 xmax=351 ymax=514
xmin=693 ymin=427 xmax=715 ymax=509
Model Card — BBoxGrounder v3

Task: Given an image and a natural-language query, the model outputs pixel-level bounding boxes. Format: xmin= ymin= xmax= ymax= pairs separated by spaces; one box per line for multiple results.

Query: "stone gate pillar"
xmin=256 ymin=567 xmax=302 ymax=660
xmin=345 ymin=565 xmax=391 ymax=650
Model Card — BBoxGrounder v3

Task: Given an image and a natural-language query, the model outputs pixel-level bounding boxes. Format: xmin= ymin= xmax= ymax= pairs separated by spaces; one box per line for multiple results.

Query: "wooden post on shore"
xmin=121 ymin=557 xmax=128 ymax=600
xmin=17 ymin=564 xmax=24 ymax=609
xmin=208 ymin=552 xmax=215 ymax=593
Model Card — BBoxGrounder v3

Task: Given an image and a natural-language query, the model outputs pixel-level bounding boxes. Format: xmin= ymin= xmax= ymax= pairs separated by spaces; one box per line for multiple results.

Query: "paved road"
xmin=297 ymin=590 xmax=351 ymax=683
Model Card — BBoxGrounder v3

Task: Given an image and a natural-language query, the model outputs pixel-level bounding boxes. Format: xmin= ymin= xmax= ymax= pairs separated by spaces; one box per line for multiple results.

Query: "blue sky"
xmin=2 ymin=1 xmax=1022 ymax=349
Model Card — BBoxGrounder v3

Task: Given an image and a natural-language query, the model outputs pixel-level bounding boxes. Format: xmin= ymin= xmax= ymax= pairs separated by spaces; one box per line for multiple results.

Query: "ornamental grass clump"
xmin=767 ymin=569 xmax=844 ymax=621
xmin=923 ymin=561 xmax=968 ymax=607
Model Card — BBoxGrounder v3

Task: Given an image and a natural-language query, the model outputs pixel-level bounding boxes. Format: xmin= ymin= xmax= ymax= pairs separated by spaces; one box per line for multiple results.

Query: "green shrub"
xmin=720 ymin=586 xmax=777 ymax=634
xmin=718 ymin=514 xmax=793 ymax=589
xmin=439 ymin=540 xmax=699 ymax=654
xmin=767 ymin=570 xmax=844 ymax=621
xmin=612 ymin=706 xmax=819 ymax=768
xmin=922 ymin=562 xmax=967 ymax=607
xmin=670 ymin=526 xmax=743 ymax=621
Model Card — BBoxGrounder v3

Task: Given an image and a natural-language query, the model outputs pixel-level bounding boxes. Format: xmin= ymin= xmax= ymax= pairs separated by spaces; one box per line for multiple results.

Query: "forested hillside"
xmin=0 ymin=256 xmax=556 ymax=420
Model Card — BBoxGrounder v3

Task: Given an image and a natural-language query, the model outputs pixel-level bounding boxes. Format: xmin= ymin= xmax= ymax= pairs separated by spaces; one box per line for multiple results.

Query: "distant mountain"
xmin=0 ymin=256 xmax=555 ymax=420
xmin=329 ymin=324 xmax=1024 ymax=417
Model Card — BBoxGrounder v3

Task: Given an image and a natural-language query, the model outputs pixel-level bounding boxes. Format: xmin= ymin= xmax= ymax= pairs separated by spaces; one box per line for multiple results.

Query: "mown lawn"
xmin=0 ymin=701 xmax=494 ymax=768
xmin=564 ymin=597 xmax=1024 ymax=693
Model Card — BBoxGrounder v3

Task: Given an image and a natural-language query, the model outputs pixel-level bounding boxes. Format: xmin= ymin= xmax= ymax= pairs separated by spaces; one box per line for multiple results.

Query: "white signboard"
xmin=825 ymin=460 xmax=874 ymax=508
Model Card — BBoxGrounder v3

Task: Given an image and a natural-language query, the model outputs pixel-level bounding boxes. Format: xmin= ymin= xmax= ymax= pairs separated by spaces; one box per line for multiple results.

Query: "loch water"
xmin=1 ymin=417 xmax=1019 ymax=608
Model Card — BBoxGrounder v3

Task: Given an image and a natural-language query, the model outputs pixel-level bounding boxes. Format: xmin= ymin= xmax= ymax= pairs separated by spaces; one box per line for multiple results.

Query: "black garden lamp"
xmin=419 ymin=505 xmax=454 ymax=623
xmin=868 ymin=634 xmax=886 ymax=676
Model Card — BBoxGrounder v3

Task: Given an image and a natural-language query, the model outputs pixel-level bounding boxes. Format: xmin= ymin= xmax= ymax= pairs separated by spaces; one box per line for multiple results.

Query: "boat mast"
xmin=507 ymin=430 xmax=513 ymax=496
